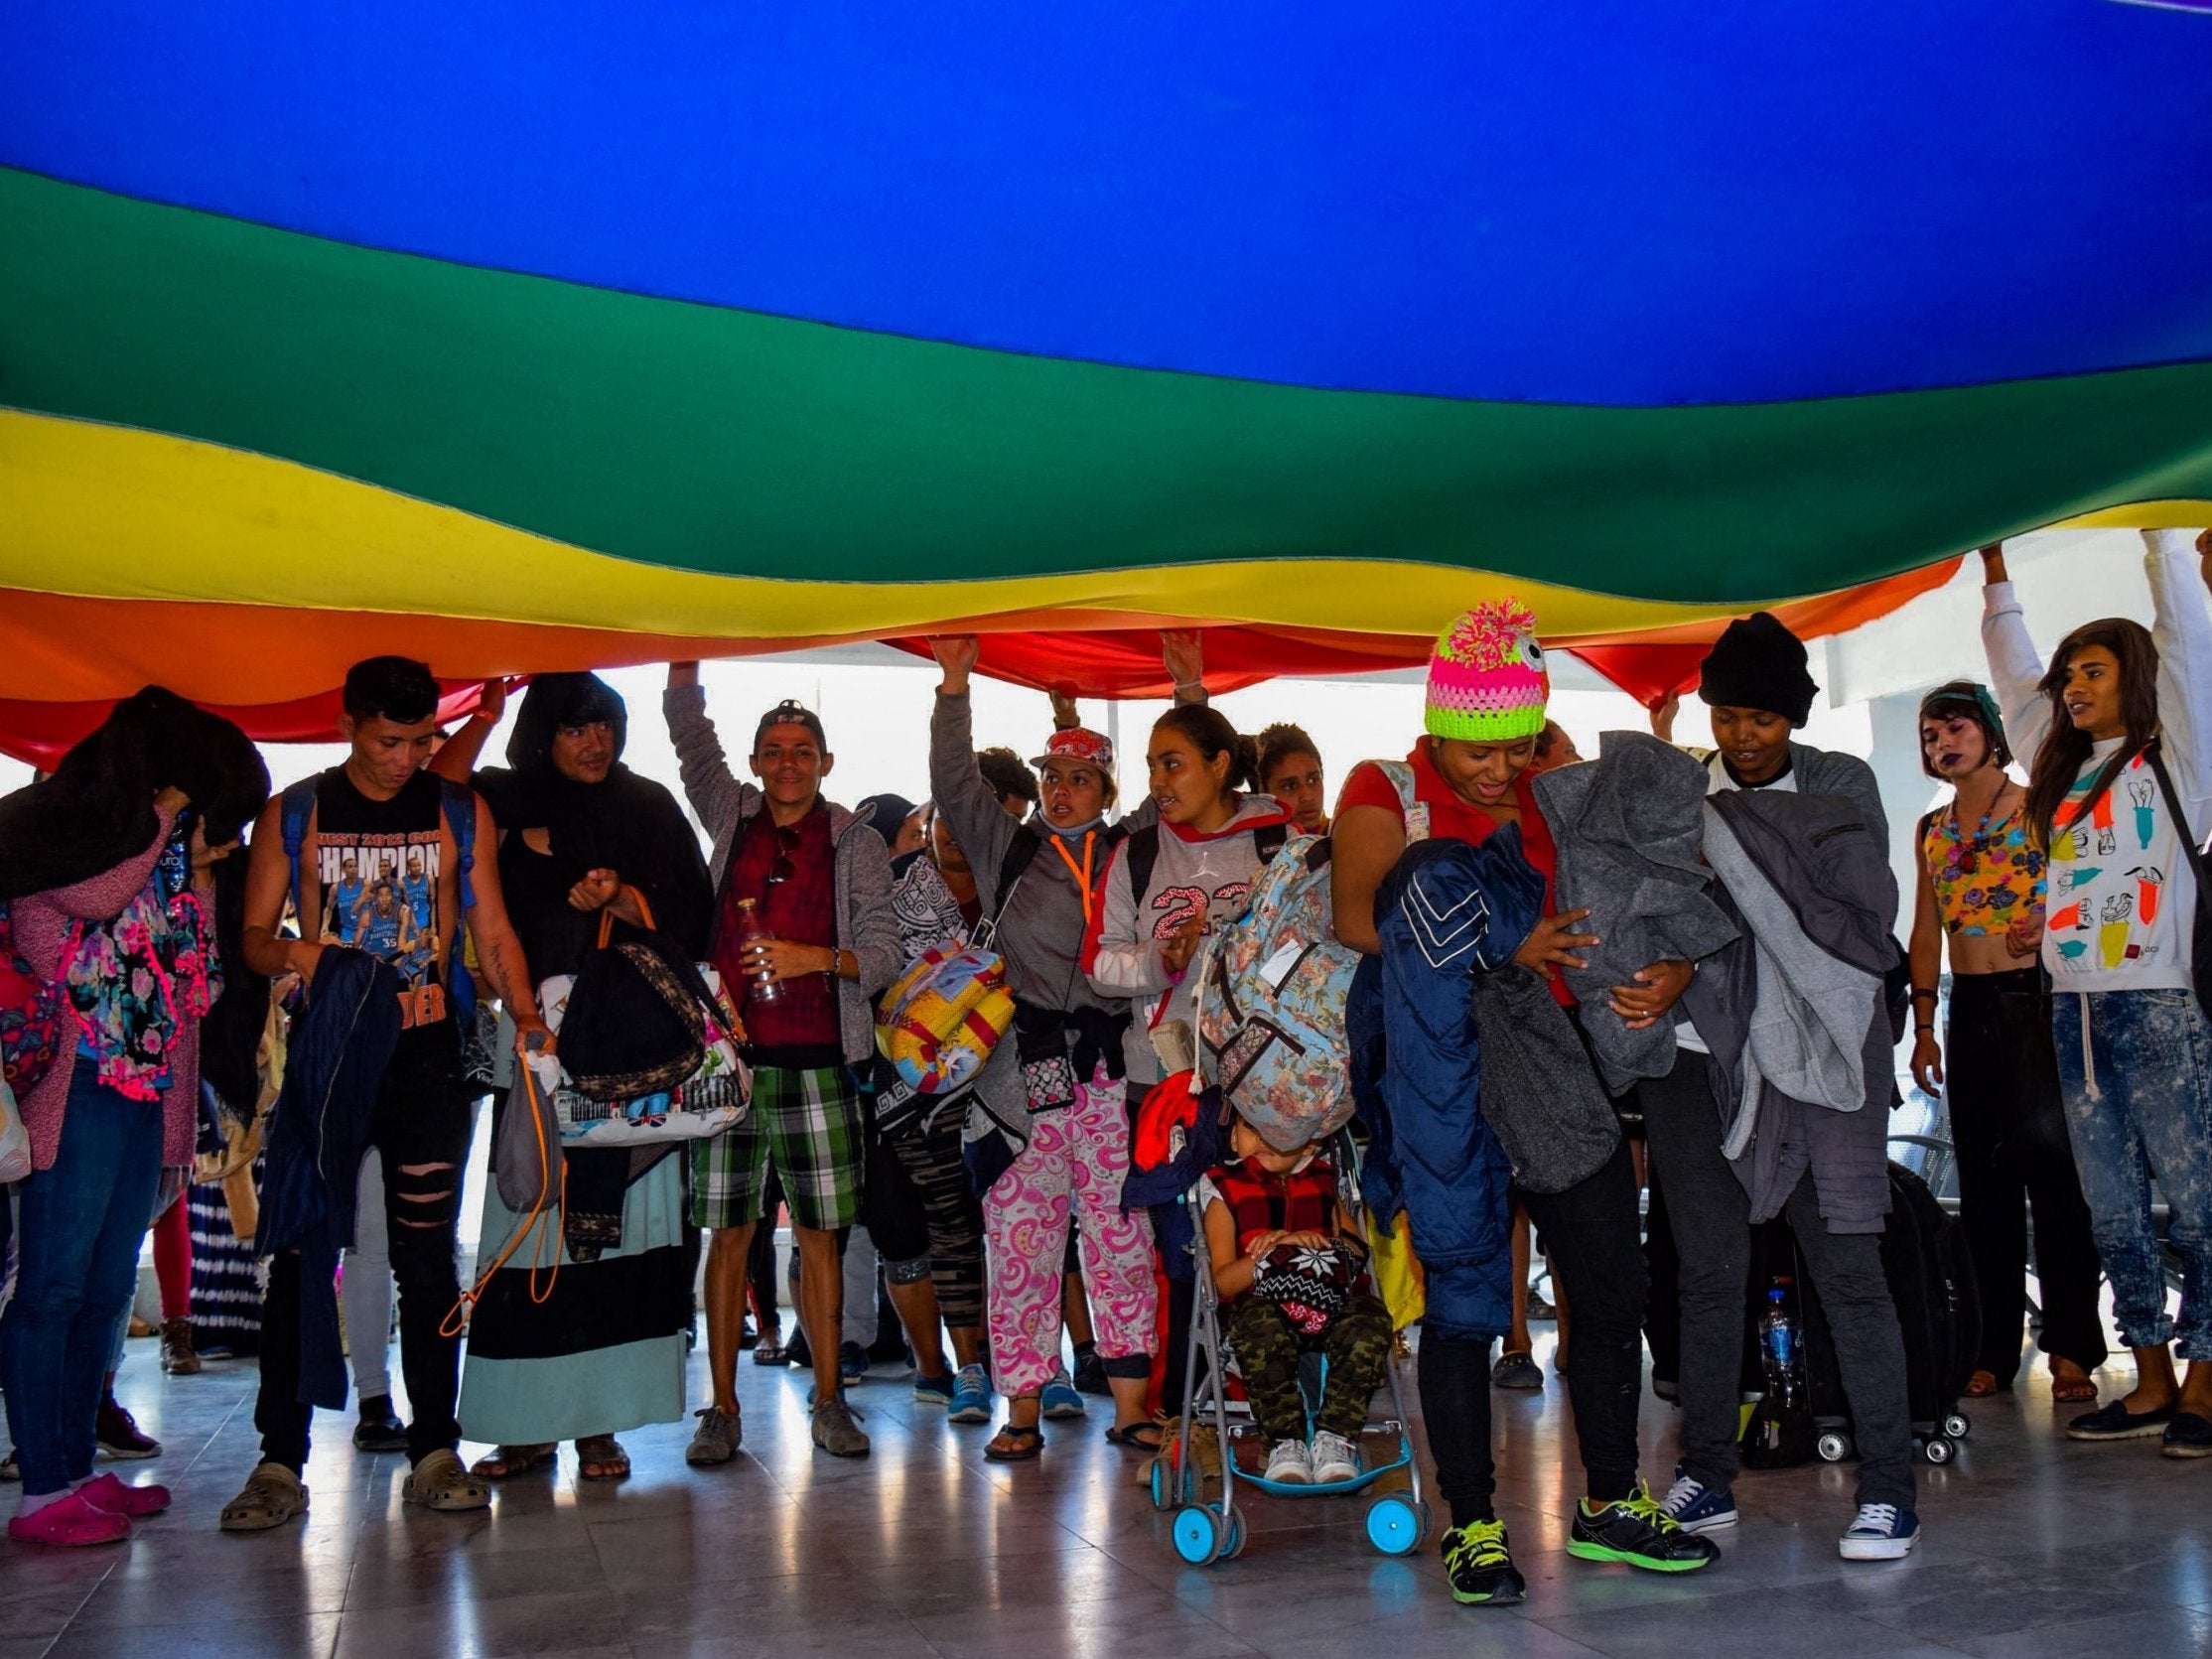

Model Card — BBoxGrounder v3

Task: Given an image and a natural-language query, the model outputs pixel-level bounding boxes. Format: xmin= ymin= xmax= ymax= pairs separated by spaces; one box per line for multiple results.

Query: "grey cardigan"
xmin=662 ymin=683 xmax=901 ymax=1066
xmin=1680 ymin=785 xmax=1899 ymax=1232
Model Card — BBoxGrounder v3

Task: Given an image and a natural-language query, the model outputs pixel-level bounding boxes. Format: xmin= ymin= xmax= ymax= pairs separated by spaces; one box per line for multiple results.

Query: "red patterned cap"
xmin=1029 ymin=727 xmax=1116 ymax=772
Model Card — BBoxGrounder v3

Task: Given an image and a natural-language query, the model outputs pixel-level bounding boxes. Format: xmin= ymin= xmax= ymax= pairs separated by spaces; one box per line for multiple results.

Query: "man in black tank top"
xmin=221 ymin=658 xmax=547 ymax=1531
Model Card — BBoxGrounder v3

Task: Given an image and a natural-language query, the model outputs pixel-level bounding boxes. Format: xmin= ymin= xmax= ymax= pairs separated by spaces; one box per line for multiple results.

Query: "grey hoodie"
xmin=662 ymin=683 xmax=900 ymax=1067
xmin=1532 ymin=731 xmax=1736 ymax=1094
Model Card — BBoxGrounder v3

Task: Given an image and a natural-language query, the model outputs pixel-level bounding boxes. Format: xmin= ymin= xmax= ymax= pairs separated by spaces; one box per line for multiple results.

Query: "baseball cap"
xmin=753 ymin=698 xmax=828 ymax=754
xmin=1029 ymin=727 xmax=1114 ymax=773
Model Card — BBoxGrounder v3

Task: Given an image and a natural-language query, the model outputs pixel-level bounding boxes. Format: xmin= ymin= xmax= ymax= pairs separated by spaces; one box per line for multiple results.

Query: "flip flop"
xmin=1103 ymin=1422 xmax=1165 ymax=1452
xmin=984 ymin=1423 xmax=1044 ymax=1462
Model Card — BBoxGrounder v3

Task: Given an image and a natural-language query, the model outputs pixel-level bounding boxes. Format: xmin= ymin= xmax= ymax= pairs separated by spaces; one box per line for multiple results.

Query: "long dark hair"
xmin=1153 ymin=704 xmax=1258 ymax=796
xmin=0 ymin=687 xmax=269 ymax=899
xmin=2022 ymin=619 xmax=2161 ymax=852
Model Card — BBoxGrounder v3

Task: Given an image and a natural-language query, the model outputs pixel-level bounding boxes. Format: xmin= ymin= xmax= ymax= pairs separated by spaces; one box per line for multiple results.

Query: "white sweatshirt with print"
xmin=1982 ymin=529 xmax=2212 ymax=993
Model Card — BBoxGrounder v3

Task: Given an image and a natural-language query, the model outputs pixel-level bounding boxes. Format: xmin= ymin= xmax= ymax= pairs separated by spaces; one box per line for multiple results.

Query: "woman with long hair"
xmin=1905 ymin=678 xmax=2107 ymax=1402
xmin=1982 ymin=530 xmax=2212 ymax=1455
xmin=1085 ymin=702 xmax=1291 ymax=1427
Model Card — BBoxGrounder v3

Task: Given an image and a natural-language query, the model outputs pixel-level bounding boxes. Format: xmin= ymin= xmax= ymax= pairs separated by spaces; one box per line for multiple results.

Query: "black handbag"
xmin=2143 ymin=742 xmax=2212 ymax=1028
xmin=559 ymin=894 xmax=727 ymax=1102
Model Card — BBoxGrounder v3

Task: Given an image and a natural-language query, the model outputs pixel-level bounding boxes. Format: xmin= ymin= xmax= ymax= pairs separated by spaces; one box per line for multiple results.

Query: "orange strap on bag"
xmin=595 ymin=885 xmax=659 ymax=946
xmin=441 ymin=1027 xmax=568 ymax=1337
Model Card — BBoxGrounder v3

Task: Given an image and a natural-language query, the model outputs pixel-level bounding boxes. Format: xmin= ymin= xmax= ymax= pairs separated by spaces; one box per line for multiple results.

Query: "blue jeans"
xmin=0 ymin=1069 xmax=164 ymax=1494
xmin=2053 ymin=989 xmax=2212 ymax=1359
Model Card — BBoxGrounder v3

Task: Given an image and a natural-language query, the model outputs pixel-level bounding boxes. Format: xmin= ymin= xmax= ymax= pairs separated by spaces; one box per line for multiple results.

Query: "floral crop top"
xmin=1922 ymin=801 xmax=2044 ymax=943
xmin=63 ymin=833 xmax=220 ymax=1102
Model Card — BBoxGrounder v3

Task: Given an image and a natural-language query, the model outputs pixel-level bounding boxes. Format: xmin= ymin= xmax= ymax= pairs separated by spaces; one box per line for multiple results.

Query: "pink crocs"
xmin=7 ymin=1489 xmax=131 ymax=1547
xmin=77 ymin=1473 xmax=171 ymax=1517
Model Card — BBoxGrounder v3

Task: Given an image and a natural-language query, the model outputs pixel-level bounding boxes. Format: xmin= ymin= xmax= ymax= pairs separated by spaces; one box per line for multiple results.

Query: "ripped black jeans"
xmin=257 ymin=1037 xmax=477 ymax=1470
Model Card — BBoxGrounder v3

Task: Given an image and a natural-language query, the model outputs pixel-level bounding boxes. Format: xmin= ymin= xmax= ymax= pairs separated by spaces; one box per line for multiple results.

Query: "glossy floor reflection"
xmin=3 ymin=1329 xmax=2210 ymax=1657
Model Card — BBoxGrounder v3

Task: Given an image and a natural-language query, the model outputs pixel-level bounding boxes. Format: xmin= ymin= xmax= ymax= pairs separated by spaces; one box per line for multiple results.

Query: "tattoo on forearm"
xmin=480 ymin=936 xmax=534 ymax=1014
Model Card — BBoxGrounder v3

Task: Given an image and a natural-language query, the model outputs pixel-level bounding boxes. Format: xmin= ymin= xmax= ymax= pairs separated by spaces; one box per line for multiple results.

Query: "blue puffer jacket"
xmin=1350 ymin=828 xmax=1546 ymax=1341
xmin=259 ymin=947 xmax=402 ymax=1410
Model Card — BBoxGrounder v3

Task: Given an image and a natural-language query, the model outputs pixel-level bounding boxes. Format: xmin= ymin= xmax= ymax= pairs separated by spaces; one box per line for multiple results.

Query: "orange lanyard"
xmin=1048 ymin=831 xmax=1097 ymax=928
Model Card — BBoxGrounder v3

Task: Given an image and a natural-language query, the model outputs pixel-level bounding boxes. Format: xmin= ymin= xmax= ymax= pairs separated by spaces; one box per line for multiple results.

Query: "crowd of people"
xmin=0 ymin=530 xmax=2206 ymax=1613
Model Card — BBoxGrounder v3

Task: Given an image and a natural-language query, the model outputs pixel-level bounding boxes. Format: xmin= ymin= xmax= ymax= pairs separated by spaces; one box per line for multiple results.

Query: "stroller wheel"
xmin=1173 ymin=1503 xmax=1226 ymax=1566
xmin=1221 ymin=1507 xmax=1247 ymax=1561
xmin=1942 ymin=1412 xmax=1971 ymax=1441
xmin=1365 ymin=1494 xmax=1425 ymax=1557
xmin=1148 ymin=1457 xmax=1173 ymax=1511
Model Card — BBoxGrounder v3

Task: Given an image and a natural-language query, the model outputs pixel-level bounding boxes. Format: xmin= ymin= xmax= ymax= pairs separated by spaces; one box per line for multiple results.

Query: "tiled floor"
xmin=4 ymin=1330 xmax=2210 ymax=1658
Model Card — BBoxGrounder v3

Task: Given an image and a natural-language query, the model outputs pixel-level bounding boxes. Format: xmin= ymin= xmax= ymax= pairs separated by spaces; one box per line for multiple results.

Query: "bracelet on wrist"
xmin=1914 ymin=1024 xmax=1935 ymax=1034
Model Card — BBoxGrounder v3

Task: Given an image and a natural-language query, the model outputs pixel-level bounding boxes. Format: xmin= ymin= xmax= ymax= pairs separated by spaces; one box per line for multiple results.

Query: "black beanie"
xmin=1696 ymin=612 xmax=1819 ymax=728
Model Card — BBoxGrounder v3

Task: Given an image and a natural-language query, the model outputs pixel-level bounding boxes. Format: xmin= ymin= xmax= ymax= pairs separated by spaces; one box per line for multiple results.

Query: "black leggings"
xmin=1418 ymin=1331 xmax=1497 ymax=1527
xmin=1946 ymin=969 xmax=2109 ymax=1375
xmin=257 ymin=1040 xmax=475 ymax=1470
xmin=1418 ymin=1138 xmax=1646 ymax=1525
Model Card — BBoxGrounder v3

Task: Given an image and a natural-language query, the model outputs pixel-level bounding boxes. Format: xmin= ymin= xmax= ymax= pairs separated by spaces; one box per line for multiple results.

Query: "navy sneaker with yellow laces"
xmin=1568 ymin=1483 xmax=1721 ymax=1572
xmin=1442 ymin=1519 xmax=1525 ymax=1606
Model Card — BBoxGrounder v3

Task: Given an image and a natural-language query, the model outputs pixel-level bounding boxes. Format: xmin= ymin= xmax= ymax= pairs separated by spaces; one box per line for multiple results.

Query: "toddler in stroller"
xmin=1154 ymin=1115 xmax=1429 ymax=1563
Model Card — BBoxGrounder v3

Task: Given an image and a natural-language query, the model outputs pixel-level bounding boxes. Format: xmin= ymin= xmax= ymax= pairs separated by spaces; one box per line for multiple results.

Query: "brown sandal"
xmin=575 ymin=1436 xmax=630 ymax=1480
xmin=469 ymin=1443 xmax=556 ymax=1480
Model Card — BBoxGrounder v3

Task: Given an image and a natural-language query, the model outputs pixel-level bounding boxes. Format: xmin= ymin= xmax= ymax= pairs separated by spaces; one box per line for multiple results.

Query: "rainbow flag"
xmin=2 ymin=1 xmax=2208 ymax=724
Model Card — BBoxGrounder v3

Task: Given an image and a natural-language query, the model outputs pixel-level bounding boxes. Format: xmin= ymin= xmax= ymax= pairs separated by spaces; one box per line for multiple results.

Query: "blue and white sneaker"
xmin=947 ymin=1364 xmax=993 ymax=1425
xmin=1040 ymin=1364 xmax=1088 ymax=1421
xmin=1657 ymin=1466 xmax=1737 ymax=1535
xmin=912 ymin=1371 xmax=956 ymax=1406
xmin=1839 ymin=1503 xmax=1920 ymax=1561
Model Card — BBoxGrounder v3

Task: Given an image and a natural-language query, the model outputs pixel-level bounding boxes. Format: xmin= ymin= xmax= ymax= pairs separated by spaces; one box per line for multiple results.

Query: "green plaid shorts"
xmin=690 ymin=1063 xmax=864 ymax=1232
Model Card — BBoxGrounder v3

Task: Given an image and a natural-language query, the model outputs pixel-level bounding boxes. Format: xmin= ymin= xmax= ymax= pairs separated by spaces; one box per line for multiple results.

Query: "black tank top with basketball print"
xmin=310 ymin=767 xmax=451 ymax=1035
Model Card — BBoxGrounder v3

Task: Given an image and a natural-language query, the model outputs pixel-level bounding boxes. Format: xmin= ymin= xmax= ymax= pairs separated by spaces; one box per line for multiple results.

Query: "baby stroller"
xmin=1148 ymin=1131 xmax=1430 ymax=1565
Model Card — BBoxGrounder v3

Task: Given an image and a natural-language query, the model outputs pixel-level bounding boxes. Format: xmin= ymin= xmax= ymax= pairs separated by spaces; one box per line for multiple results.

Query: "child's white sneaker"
xmin=1310 ymin=1430 xmax=1360 ymax=1484
xmin=1265 ymin=1439 xmax=1313 ymax=1484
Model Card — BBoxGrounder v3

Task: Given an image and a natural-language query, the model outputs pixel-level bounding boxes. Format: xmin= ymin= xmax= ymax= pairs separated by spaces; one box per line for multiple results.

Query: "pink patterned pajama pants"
xmin=983 ymin=1071 xmax=1156 ymax=1399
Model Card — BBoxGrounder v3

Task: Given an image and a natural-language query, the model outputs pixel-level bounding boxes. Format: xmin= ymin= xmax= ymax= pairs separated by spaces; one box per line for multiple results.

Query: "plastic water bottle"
xmin=1760 ymin=1281 xmax=1803 ymax=1410
xmin=731 ymin=898 xmax=783 ymax=1007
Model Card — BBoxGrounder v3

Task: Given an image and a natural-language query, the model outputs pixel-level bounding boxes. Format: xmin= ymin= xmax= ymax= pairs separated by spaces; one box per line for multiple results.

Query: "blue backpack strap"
xmin=438 ymin=778 xmax=478 ymax=913
xmin=279 ymin=776 xmax=319 ymax=922
xmin=437 ymin=778 xmax=481 ymax=1023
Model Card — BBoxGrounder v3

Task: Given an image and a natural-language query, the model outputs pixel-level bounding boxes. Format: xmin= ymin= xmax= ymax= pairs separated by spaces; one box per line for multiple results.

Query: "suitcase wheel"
xmin=1816 ymin=1431 xmax=1853 ymax=1463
